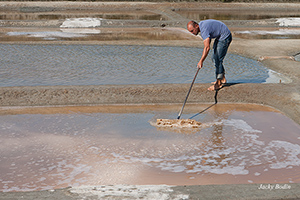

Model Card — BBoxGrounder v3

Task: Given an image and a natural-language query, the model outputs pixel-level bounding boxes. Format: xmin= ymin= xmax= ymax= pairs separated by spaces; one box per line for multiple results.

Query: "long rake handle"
xmin=177 ymin=67 xmax=200 ymax=119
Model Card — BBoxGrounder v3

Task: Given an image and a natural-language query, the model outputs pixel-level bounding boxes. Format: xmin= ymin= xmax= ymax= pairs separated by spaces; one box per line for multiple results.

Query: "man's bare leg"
xmin=208 ymin=79 xmax=223 ymax=91
xmin=211 ymin=76 xmax=226 ymax=85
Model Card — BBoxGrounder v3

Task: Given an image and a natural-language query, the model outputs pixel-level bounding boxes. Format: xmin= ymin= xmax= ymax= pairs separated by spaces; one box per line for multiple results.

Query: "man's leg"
xmin=208 ymin=35 xmax=232 ymax=91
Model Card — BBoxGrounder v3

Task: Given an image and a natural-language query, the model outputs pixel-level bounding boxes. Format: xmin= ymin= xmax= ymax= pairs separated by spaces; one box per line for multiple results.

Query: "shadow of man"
xmin=190 ymin=82 xmax=240 ymax=119
xmin=189 ymin=89 xmax=218 ymax=119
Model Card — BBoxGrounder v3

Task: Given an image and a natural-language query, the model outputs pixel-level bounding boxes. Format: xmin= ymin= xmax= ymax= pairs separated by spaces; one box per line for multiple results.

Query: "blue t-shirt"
xmin=199 ymin=19 xmax=231 ymax=40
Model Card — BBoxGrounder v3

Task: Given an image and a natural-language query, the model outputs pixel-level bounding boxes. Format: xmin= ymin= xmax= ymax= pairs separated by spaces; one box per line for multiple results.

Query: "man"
xmin=187 ymin=19 xmax=232 ymax=91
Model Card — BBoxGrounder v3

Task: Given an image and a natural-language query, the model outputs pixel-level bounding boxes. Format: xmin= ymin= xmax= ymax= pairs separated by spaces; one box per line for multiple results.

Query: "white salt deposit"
xmin=267 ymin=141 xmax=300 ymax=169
xmin=70 ymin=185 xmax=189 ymax=200
xmin=254 ymin=172 xmax=261 ymax=176
xmin=60 ymin=28 xmax=101 ymax=34
xmin=60 ymin=18 xmax=101 ymax=28
xmin=264 ymin=69 xmax=291 ymax=83
xmin=7 ymin=31 xmax=87 ymax=39
xmin=265 ymin=70 xmax=285 ymax=83
xmin=276 ymin=18 xmax=300 ymax=27
xmin=6 ymin=28 xmax=101 ymax=40
xmin=221 ymin=119 xmax=262 ymax=133
xmin=235 ymin=29 xmax=300 ymax=35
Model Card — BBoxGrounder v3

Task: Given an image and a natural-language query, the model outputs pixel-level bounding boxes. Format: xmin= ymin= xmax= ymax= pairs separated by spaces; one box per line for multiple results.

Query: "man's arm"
xmin=197 ymin=37 xmax=211 ymax=69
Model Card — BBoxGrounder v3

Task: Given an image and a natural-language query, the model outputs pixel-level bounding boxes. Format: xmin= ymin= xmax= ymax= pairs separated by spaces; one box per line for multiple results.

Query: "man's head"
xmin=187 ymin=21 xmax=200 ymax=36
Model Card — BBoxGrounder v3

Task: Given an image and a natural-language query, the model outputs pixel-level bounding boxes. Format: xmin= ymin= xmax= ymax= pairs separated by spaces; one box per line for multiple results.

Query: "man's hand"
xmin=197 ymin=60 xmax=203 ymax=69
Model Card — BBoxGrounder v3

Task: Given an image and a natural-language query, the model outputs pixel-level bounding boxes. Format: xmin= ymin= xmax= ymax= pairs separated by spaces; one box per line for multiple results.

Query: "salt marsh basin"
xmin=1 ymin=104 xmax=300 ymax=192
xmin=0 ymin=44 xmax=286 ymax=87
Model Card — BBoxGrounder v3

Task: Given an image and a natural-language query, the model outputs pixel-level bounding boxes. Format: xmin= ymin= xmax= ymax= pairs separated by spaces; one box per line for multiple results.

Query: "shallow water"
xmin=0 ymin=44 xmax=282 ymax=87
xmin=0 ymin=104 xmax=300 ymax=192
xmin=295 ymin=53 xmax=300 ymax=62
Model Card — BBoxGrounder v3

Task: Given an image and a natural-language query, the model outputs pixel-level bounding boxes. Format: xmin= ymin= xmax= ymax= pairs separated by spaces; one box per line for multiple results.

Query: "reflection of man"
xmin=187 ymin=19 xmax=232 ymax=91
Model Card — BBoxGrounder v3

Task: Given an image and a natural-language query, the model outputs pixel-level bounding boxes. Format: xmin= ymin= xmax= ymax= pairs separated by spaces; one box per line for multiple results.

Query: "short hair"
xmin=188 ymin=20 xmax=198 ymax=28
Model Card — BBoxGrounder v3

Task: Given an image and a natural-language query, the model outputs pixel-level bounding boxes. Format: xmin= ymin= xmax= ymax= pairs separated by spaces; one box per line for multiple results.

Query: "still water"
xmin=0 ymin=44 xmax=279 ymax=87
xmin=1 ymin=104 xmax=300 ymax=191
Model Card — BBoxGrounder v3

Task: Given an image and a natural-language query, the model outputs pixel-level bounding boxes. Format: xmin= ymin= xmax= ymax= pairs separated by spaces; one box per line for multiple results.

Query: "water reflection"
xmin=207 ymin=105 xmax=229 ymax=167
